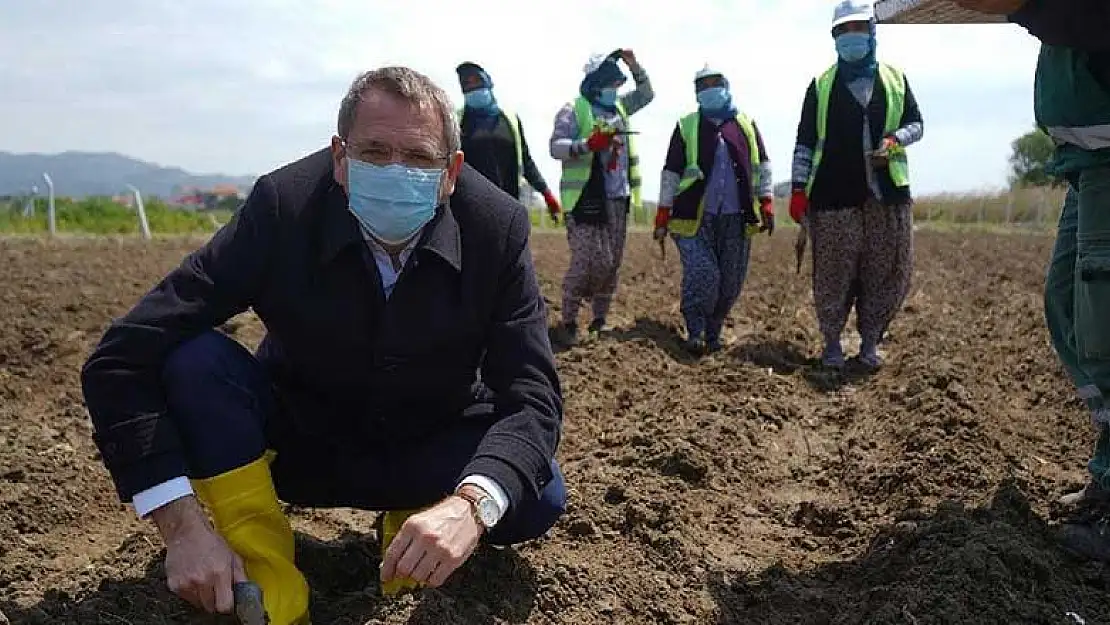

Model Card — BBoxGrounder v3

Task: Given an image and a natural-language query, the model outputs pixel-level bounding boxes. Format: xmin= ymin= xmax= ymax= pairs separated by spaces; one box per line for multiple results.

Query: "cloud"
xmin=0 ymin=0 xmax=1042 ymax=195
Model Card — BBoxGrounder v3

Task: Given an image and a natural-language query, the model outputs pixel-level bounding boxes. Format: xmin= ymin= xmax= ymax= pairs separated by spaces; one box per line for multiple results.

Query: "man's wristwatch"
xmin=455 ymin=485 xmax=500 ymax=532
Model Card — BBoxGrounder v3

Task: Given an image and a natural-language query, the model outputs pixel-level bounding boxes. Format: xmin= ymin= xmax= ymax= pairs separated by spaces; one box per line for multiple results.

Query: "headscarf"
xmin=836 ymin=21 xmax=879 ymax=83
xmin=455 ymin=62 xmax=500 ymax=117
xmin=694 ymin=66 xmax=737 ymax=121
xmin=579 ymin=52 xmax=627 ymax=113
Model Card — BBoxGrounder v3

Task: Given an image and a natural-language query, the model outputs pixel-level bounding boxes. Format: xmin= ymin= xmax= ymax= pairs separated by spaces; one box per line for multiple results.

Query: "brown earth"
xmin=0 ymin=229 xmax=1107 ymax=625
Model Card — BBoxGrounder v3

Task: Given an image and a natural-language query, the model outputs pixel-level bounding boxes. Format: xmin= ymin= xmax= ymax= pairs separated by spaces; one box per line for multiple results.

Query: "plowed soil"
xmin=1 ymin=229 xmax=1107 ymax=625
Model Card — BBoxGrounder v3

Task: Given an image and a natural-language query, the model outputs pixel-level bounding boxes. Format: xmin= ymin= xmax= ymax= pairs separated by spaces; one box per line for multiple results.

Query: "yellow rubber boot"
xmin=192 ymin=453 xmax=311 ymax=625
xmin=380 ymin=508 xmax=427 ymax=597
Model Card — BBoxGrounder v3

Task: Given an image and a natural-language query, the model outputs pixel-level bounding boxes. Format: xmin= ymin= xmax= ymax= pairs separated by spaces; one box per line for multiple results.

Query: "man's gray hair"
xmin=337 ymin=66 xmax=461 ymax=156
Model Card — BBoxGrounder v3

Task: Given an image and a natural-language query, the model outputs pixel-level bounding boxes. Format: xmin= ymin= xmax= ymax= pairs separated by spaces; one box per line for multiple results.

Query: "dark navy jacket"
xmin=80 ymin=148 xmax=563 ymax=511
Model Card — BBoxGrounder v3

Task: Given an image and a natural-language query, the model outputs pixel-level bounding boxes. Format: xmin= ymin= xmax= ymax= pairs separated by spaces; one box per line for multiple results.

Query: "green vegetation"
xmin=1009 ymin=127 xmax=1065 ymax=189
xmin=0 ymin=196 xmax=230 ymax=235
xmin=1 ymin=188 xmax=1067 ymax=238
xmin=526 ymin=186 xmax=1068 ymax=232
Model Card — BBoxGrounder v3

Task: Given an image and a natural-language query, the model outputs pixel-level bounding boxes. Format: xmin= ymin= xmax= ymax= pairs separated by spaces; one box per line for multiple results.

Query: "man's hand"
xmin=380 ymin=496 xmax=482 ymax=588
xmin=952 ymin=0 xmax=1025 ymax=14
xmin=620 ymin=49 xmax=640 ymax=71
xmin=152 ymin=496 xmax=249 ymax=615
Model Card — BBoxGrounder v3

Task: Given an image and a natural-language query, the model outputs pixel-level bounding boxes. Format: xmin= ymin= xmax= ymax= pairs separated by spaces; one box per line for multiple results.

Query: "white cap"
xmin=695 ymin=65 xmax=723 ymax=81
xmin=831 ymin=0 xmax=874 ymax=28
xmin=583 ymin=53 xmax=608 ymax=75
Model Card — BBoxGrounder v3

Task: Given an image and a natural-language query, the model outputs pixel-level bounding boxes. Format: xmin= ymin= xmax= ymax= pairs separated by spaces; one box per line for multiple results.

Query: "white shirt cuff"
xmin=458 ymin=474 xmax=509 ymax=525
xmin=132 ymin=476 xmax=194 ymax=519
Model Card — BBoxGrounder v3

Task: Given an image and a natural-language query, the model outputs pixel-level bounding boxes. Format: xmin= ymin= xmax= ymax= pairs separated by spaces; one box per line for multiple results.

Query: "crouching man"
xmin=80 ymin=66 xmax=567 ymax=624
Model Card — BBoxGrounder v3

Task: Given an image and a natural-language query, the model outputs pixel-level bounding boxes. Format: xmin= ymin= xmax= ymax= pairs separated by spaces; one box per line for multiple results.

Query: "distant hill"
xmin=0 ymin=151 xmax=256 ymax=198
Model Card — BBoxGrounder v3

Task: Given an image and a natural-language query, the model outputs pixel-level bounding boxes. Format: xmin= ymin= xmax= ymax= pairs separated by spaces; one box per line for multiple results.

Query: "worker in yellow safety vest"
xmin=548 ymin=49 xmax=655 ymax=345
xmin=653 ymin=66 xmax=775 ymax=355
xmin=789 ymin=0 xmax=925 ymax=371
xmin=455 ymin=62 xmax=561 ymax=222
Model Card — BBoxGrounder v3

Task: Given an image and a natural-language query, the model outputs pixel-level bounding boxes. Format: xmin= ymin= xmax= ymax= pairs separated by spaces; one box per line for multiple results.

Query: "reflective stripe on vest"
xmin=807 ymin=63 xmax=909 ymax=196
xmin=559 ymin=96 xmax=642 ymax=213
xmin=669 ymin=112 xmax=763 ymax=238
xmin=457 ymin=107 xmax=524 ymax=180
xmin=1045 ymin=124 xmax=1110 ymax=151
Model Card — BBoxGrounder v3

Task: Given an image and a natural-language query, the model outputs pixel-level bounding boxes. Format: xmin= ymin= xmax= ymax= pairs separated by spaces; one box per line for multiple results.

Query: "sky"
xmin=0 ymin=0 xmax=1043 ymax=199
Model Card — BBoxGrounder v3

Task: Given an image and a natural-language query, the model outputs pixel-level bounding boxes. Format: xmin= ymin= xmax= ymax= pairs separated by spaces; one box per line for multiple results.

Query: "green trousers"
xmin=1045 ymin=166 xmax=1110 ymax=488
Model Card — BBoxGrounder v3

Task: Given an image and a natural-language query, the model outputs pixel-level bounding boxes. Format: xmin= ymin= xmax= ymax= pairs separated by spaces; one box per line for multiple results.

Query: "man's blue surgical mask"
xmin=835 ymin=32 xmax=872 ymax=63
xmin=346 ymin=158 xmax=442 ymax=245
xmin=597 ymin=87 xmax=619 ymax=107
xmin=464 ymin=88 xmax=494 ymax=110
xmin=697 ymin=87 xmax=732 ymax=113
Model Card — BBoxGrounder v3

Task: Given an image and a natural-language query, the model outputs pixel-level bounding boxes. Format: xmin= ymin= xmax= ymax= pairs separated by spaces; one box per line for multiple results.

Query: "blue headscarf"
xmin=836 ymin=21 xmax=878 ymax=83
xmin=696 ymin=74 xmax=737 ymax=122
xmin=579 ymin=56 xmax=626 ymax=113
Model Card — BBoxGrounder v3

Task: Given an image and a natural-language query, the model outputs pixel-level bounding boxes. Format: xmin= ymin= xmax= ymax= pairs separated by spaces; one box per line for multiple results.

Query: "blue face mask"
xmin=346 ymin=158 xmax=442 ymax=245
xmin=835 ymin=32 xmax=872 ymax=63
xmin=464 ymin=88 xmax=494 ymax=109
xmin=697 ymin=87 xmax=732 ymax=113
xmin=597 ymin=87 xmax=619 ymax=107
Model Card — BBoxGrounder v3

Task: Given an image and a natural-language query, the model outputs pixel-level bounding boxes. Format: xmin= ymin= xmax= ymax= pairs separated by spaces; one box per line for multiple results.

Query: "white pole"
xmin=42 ymin=173 xmax=56 ymax=236
xmin=126 ymin=184 xmax=152 ymax=240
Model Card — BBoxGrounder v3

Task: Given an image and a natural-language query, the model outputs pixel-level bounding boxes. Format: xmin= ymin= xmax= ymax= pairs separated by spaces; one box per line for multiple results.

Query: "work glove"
xmin=586 ymin=128 xmax=614 ymax=153
xmin=759 ymin=198 xmax=775 ymax=235
xmin=789 ymin=190 xmax=808 ymax=224
xmin=542 ymin=189 xmax=562 ymax=223
xmin=653 ymin=206 xmax=670 ymax=242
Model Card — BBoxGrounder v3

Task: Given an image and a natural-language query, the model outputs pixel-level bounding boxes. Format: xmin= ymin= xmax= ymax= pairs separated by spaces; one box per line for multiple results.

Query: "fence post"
xmin=42 ymin=173 xmax=56 ymax=237
xmin=127 ymin=184 xmax=152 ymax=240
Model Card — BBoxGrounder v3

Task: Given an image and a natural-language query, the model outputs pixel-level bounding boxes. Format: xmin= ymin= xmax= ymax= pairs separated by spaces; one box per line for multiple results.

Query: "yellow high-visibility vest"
xmin=807 ymin=63 xmax=909 ymax=196
xmin=558 ymin=96 xmax=642 ymax=213
xmin=669 ymin=111 xmax=763 ymax=238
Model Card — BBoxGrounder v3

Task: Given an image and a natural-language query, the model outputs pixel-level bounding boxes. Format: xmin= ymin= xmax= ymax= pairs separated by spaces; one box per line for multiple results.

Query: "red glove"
xmin=759 ymin=198 xmax=775 ymax=234
xmin=654 ymin=206 xmax=671 ymax=230
xmin=586 ymin=129 xmax=613 ymax=152
xmin=653 ymin=206 xmax=670 ymax=242
xmin=542 ymin=189 xmax=561 ymax=221
xmin=789 ymin=190 xmax=808 ymax=224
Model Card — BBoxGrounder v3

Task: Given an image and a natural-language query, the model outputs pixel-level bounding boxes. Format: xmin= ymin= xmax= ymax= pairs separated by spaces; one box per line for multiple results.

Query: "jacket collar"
xmin=317 ymin=180 xmax=462 ymax=273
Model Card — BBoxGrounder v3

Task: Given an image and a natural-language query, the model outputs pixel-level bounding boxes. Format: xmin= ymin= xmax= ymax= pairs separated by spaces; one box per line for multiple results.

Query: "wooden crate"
xmin=874 ymin=0 xmax=1008 ymax=23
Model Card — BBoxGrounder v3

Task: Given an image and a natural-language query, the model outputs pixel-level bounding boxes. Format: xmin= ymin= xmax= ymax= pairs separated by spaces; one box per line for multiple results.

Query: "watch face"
xmin=476 ymin=498 xmax=499 ymax=527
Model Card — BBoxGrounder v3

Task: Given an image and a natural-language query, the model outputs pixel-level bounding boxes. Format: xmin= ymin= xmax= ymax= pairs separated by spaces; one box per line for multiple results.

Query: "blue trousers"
xmin=674 ymin=213 xmax=753 ymax=342
xmin=162 ymin=331 xmax=567 ymax=546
